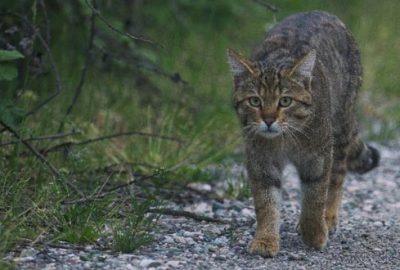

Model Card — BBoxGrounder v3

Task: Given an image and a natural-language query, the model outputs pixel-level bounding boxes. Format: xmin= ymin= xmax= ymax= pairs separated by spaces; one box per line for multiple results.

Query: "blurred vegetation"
xmin=0 ymin=0 xmax=399 ymax=258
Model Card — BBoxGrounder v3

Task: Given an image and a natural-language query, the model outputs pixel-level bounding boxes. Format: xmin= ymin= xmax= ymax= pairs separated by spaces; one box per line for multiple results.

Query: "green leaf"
xmin=0 ymin=63 xmax=18 ymax=81
xmin=0 ymin=101 xmax=25 ymax=128
xmin=0 ymin=50 xmax=24 ymax=62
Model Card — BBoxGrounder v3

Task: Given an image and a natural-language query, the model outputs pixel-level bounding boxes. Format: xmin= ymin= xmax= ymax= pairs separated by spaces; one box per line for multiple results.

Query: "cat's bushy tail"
xmin=347 ymin=138 xmax=380 ymax=174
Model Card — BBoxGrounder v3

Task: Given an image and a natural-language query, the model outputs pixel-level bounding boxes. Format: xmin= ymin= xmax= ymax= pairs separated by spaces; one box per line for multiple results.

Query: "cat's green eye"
xmin=279 ymin=96 xmax=292 ymax=107
xmin=249 ymin=97 xmax=262 ymax=107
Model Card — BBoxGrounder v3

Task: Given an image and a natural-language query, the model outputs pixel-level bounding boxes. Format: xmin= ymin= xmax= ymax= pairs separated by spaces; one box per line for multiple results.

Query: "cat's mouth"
xmin=257 ymin=122 xmax=282 ymax=139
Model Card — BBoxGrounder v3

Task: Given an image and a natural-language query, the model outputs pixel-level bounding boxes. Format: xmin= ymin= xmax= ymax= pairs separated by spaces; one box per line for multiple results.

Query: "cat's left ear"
xmin=289 ymin=50 xmax=316 ymax=80
xmin=227 ymin=48 xmax=256 ymax=76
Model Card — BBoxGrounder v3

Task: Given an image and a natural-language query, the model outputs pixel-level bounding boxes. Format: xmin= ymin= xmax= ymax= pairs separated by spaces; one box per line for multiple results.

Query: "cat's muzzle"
xmin=257 ymin=121 xmax=282 ymax=139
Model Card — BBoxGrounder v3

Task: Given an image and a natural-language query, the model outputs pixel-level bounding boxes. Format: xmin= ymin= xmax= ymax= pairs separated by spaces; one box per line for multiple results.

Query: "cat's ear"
xmin=289 ymin=50 xmax=316 ymax=80
xmin=227 ymin=48 xmax=256 ymax=76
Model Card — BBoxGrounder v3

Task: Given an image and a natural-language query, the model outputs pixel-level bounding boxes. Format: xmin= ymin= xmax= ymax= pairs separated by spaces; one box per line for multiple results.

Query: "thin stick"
xmin=252 ymin=0 xmax=279 ymax=13
xmin=2 ymin=12 xmax=63 ymax=117
xmin=43 ymin=131 xmax=183 ymax=154
xmin=58 ymin=0 xmax=97 ymax=132
xmin=61 ymin=172 xmax=160 ymax=205
xmin=0 ymin=121 xmax=84 ymax=197
xmin=148 ymin=208 xmax=229 ymax=224
xmin=84 ymin=0 xmax=160 ymax=47
xmin=38 ymin=0 xmax=51 ymax=45
xmin=0 ymin=130 xmax=80 ymax=146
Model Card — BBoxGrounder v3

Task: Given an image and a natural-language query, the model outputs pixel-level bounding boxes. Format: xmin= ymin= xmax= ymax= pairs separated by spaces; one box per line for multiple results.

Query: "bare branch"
xmin=96 ymin=45 xmax=188 ymax=85
xmin=84 ymin=0 xmax=161 ymax=47
xmin=0 ymin=121 xmax=84 ymax=197
xmin=2 ymin=12 xmax=63 ymax=117
xmin=148 ymin=208 xmax=229 ymax=223
xmin=0 ymin=130 xmax=80 ymax=146
xmin=43 ymin=131 xmax=183 ymax=155
xmin=58 ymin=0 xmax=97 ymax=132
xmin=252 ymin=0 xmax=279 ymax=13
xmin=61 ymin=172 xmax=161 ymax=205
xmin=38 ymin=0 xmax=51 ymax=45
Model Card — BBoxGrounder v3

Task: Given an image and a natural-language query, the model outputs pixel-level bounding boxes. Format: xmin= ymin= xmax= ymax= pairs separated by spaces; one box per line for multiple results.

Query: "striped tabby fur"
xmin=227 ymin=11 xmax=379 ymax=257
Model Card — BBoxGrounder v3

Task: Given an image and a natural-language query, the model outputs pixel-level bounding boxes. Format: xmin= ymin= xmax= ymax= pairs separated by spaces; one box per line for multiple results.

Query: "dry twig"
xmin=0 ymin=121 xmax=84 ymax=197
xmin=43 ymin=131 xmax=183 ymax=155
xmin=58 ymin=0 xmax=97 ymax=132
xmin=148 ymin=208 xmax=229 ymax=223
xmin=1 ymin=12 xmax=63 ymax=117
xmin=61 ymin=172 xmax=161 ymax=205
xmin=84 ymin=0 xmax=160 ymax=46
xmin=0 ymin=130 xmax=80 ymax=146
xmin=252 ymin=0 xmax=279 ymax=13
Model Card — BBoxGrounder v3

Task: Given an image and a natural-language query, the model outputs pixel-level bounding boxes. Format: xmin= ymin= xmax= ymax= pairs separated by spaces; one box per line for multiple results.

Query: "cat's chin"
xmin=257 ymin=130 xmax=281 ymax=139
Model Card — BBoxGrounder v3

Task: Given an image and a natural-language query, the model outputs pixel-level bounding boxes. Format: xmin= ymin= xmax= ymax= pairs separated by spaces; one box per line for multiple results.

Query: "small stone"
xmin=213 ymin=236 xmax=228 ymax=246
xmin=212 ymin=201 xmax=226 ymax=212
xmin=174 ymin=236 xmax=187 ymax=244
xmin=19 ymin=248 xmax=38 ymax=258
xmin=288 ymin=252 xmax=306 ymax=261
xmin=187 ymin=183 xmax=212 ymax=192
xmin=208 ymin=246 xmax=217 ymax=252
xmin=139 ymin=259 xmax=160 ymax=268
xmin=186 ymin=237 xmax=196 ymax=245
xmin=240 ymin=208 xmax=254 ymax=218
xmin=163 ymin=235 xmax=175 ymax=244
xmin=166 ymin=260 xmax=181 ymax=268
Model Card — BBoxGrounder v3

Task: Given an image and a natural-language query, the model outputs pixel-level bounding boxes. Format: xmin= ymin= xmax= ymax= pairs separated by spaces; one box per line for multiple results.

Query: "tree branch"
xmin=0 ymin=130 xmax=80 ymax=146
xmin=43 ymin=131 xmax=183 ymax=155
xmin=58 ymin=0 xmax=97 ymax=132
xmin=252 ymin=0 xmax=279 ymax=13
xmin=0 ymin=121 xmax=84 ymax=197
xmin=61 ymin=172 xmax=161 ymax=205
xmin=2 ymin=12 xmax=63 ymax=117
xmin=84 ymin=0 xmax=160 ymax=47
xmin=148 ymin=208 xmax=229 ymax=223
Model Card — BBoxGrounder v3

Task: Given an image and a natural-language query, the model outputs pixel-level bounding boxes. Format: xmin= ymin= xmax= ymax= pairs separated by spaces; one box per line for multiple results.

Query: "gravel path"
xmin=7 ymin=141 xmax=400 ymax=269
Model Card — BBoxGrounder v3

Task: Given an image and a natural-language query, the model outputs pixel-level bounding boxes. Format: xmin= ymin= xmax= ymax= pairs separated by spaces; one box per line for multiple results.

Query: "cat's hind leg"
xmin=325 ymin=145 xmax=348 ymax=234
xmin=297 ymin=154 xmax=331 ymax=249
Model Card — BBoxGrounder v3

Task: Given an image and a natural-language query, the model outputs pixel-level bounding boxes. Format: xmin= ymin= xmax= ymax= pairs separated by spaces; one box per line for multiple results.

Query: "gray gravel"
xmin=6 ymin=141 xmax=400 ymax=269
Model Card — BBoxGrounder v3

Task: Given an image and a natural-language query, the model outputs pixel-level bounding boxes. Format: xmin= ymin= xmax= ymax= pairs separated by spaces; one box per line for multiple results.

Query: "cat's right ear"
xmin=227 ymin=49 xmax=256 ymax=76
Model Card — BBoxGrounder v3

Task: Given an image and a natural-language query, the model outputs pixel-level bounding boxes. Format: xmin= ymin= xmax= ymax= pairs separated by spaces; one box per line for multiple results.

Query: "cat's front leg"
xmin=297 ymin=154 xmax=331 ymax=249
xmin=247 ymin=175 xmax=281 ymax=257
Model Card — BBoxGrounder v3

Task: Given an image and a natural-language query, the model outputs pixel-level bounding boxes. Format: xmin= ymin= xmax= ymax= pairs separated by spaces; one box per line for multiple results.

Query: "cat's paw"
xmin=299 ymin=220 xmax=328 ymax=250
xmin=325 ymin=214 xmax=339 ymax=235
xmin=247 ymin=238 xmax=279 ymax=257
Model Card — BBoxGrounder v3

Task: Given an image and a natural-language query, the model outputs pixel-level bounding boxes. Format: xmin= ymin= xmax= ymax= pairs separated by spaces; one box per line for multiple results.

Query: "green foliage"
xmin=0 ymin=50 xmax=24 ymax=62
xmin=112 ymin=198 xmax=158 ymax=253
xmin=0 ymin=101 xmax=25 ymax=127
xmin=0 ymin=49 xmax=24 ymax=81
xmin=54 ymin=204 xmax=103 ymax=244
xmin=0 ymin=260 xmax=14 ymax=270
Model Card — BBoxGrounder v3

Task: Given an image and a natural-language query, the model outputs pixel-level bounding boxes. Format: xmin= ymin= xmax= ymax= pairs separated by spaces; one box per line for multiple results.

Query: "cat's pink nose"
xmin=264 ymin=118 xmax=275 ymax=127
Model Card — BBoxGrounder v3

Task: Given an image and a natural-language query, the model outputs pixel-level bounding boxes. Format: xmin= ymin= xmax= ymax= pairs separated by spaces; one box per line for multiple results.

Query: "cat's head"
xmin=227 ymin=49 xmax=316 ymax=140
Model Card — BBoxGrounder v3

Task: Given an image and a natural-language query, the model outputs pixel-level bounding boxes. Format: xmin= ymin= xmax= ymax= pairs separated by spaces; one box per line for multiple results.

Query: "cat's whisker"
xmin=287 ymin=124 xmax=311 ymax=140
xmin=283 ymin=126 xmax=301 ymax=148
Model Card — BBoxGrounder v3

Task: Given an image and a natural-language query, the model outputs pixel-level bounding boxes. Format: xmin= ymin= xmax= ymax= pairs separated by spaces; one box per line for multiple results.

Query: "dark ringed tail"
xmin=347 ymin=138 xmax=380 ymax=174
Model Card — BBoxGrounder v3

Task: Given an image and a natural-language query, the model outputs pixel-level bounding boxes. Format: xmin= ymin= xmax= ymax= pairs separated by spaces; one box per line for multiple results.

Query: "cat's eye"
xmin=279 ymin=96 xmax=292 ymax=107
xmin=249 ymin=97 xmax=262 ymax=107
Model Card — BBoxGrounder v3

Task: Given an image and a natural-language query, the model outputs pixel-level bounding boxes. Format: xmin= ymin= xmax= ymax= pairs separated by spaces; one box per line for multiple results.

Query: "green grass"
xmin=1 ymin=0 xmax=399 ymax=260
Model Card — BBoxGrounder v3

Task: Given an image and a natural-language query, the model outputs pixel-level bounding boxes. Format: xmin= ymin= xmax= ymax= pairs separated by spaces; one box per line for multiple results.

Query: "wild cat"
xmin=227 ymin=11 xmax=379 ymax=257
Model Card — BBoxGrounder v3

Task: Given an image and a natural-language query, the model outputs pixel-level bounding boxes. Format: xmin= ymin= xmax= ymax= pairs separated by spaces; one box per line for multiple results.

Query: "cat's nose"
xmin=264 ymin=118 xmax=275 ymax=127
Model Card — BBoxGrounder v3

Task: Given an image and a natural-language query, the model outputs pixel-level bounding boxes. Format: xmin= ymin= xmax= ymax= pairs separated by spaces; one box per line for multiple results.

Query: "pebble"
xmin=166 ymin=260 xmax=181 ymax=268
xmin=139 ymin=259 xmax=158 ymax=268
